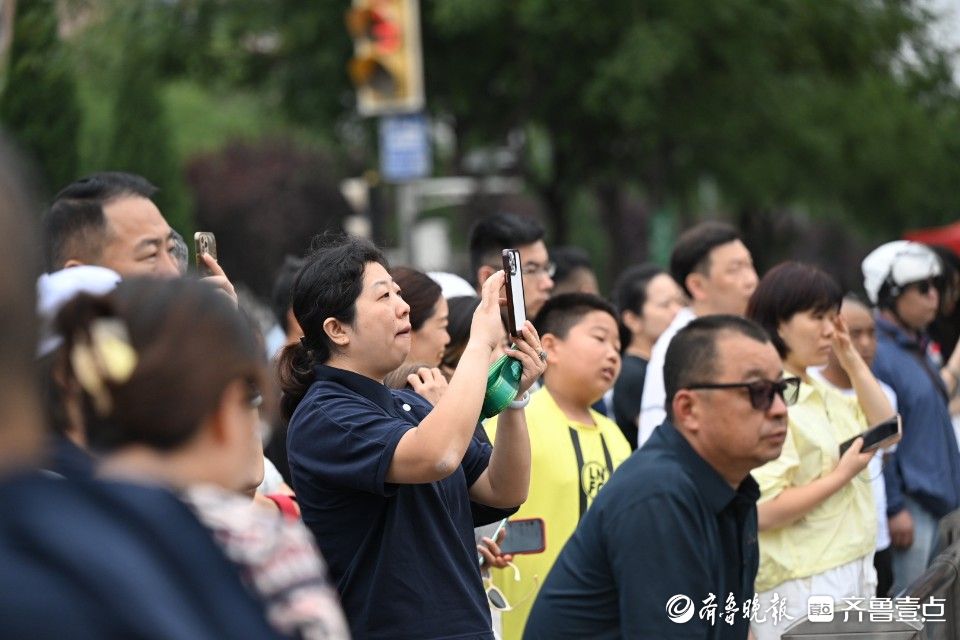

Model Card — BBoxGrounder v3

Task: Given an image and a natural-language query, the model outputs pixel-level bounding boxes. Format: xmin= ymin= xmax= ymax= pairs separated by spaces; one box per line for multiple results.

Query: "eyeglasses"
xmin=521 ymin=261 xmax=556 ymax=279
xmin=905 ymin=277 xmax=941 ymax=296
xmin=484 ymin=562 xmax=540 ymax=612
xmin=685 ymin=377 xmax=801 ymax=412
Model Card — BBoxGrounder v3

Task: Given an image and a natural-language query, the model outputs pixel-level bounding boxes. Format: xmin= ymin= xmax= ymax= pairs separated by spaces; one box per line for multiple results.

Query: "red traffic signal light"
xmin=345 ymin=0 xmax=424 ymax=116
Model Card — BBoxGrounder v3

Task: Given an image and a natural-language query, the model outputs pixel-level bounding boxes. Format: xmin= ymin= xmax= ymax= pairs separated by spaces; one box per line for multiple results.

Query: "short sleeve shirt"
xmin=287 ymin=364 xmax=506 ymax=640
xmin=751 ymin=377 xmax=876 ymax=591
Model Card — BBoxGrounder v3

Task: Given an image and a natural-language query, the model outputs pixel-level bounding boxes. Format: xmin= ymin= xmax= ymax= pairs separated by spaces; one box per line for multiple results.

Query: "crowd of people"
xmin=2 ymin=129 xmax=960 ymax=640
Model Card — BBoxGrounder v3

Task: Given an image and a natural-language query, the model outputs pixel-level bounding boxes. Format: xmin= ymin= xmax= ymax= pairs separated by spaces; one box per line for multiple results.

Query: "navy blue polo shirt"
xmin=873 ymin=314 xmax=960 ymax=518
xmin=288 ymin=364 xmax=512 ymax=640
xmin=524 ymin=421 xmax=760 ymax=640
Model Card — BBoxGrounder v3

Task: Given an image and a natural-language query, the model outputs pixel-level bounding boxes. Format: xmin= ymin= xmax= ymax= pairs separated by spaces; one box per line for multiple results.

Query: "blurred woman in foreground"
xmin=54 ymin=277 xmax=349 ymax=640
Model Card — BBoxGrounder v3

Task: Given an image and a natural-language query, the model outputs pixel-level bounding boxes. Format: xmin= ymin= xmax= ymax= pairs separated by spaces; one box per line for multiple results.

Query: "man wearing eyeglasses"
xmin=862 ymin=240 xmax=960 ymax=594
xmin=525 ymin=315 xmax=795 ymax=640
xmin=469 ymin=212 xmax=555 ymax=320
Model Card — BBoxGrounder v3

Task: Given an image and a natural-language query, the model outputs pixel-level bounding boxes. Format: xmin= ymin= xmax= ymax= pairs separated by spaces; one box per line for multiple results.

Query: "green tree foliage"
xmin=103 ymin=7 xmax=191 ymax=233
xmin=423 ymin=0 xmax=960 ymax=270
xmin=66 ymin=0 xmax=960 ymax=276
xmin=0 ymin=0 xmax=81 ymax=191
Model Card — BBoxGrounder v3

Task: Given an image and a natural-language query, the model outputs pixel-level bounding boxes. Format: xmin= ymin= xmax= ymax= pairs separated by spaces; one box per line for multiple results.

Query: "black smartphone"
xmin=502 ymin=249 xmax=527 ymax=337
xmin=194 ymin=231 xmax=217 ymax=277
xmin=838 ymin=414 xmax=902 ymax=456
xmin=500 ymin=518 xmax=546 ymax=555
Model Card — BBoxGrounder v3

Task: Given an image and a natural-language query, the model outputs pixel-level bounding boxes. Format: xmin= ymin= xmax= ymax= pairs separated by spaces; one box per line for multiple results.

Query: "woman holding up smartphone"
xmin=279 ymin=236 xmax=544 ymax=640
xmin=746 ymin=262 xmax=895 ymax=640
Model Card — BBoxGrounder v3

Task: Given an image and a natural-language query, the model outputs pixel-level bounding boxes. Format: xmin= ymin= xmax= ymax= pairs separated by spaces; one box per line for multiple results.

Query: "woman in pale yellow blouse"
xmin=746 ymin=262 xmax=895 ymax=640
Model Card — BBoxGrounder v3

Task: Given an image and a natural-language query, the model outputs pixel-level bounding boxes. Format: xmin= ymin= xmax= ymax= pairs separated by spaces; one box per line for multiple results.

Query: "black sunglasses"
xmin=905 ymin=277 xmax=941 ymax=296
xmin=685 ymin=377 xmax=801 ymax=412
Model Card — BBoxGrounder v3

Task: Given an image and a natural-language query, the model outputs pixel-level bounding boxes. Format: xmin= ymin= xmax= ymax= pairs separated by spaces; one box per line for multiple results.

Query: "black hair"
xmin=928 ymin=245 xmax=960 ymax=315
xmin=468 ymin=212 xmax=545 ymax=282
xmin=44 ymin=172 xmax=158 ymax=271
xmin=927 ymin=245 xmax=960 ymax=361
xmin=270 ymin=255 xmax=307 ymax=332
xmin=54 ymin=277 xmax=264 ymax=452
xmin=611 ymin=263 xmax=667 ymax=349
xmin=669 ymin=221 xmax=741 ymax=298
xmin=390 ymin=266 xmax=442 ymax=331
xmin=277 ymin=235 xmax=387 ymax=420
xmin=746 ymin=261 xmax=842 ymax=359
xmin=534 ymin=293 xmax=618 ymax=341
xmin=551 ymin=246 xmax=593 ymax=285
xmin=440 ymin=296 xmax=481 ymax=375
xmin=664 ymin=315 xmax=771 ymax=420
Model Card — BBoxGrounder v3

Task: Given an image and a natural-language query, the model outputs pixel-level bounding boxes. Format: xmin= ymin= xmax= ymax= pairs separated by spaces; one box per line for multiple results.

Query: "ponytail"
xmin=280 ymin=234 xmax=387 ymax=420
xmin=277 ymin=341 xmax=318 ymax=421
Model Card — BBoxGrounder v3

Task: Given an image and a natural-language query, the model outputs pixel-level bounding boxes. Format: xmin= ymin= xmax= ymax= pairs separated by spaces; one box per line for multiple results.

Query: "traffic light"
xmin=345 ymin=0 xmax=425 ymax=117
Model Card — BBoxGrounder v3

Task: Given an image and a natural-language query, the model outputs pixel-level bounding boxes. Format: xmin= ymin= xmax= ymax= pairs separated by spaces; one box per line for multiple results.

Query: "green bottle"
xmin=481 ymin=348 xmax=524 ymax=419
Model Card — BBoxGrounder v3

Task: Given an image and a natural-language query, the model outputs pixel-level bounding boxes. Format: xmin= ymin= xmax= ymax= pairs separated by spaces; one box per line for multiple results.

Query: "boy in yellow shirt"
xmin=485 ymin=293 xmax=631 ymax=639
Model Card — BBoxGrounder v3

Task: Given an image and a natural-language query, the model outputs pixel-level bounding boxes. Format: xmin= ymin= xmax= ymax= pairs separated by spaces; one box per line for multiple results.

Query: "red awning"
xmin=904 ymin=221 xmax=960 ymax=255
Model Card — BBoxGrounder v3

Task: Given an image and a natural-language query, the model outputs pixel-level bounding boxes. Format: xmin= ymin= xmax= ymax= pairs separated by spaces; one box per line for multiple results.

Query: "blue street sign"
xmin=379 ymin=113 xmax=431 ymax=182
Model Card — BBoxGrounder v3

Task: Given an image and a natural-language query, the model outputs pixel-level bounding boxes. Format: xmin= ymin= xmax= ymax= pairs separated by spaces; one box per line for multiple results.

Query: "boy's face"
xmin=546 ymin=310 xmax=621 ymax=403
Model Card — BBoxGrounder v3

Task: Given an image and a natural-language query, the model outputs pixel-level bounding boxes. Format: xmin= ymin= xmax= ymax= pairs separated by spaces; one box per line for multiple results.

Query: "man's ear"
xmin=685 ymin=272 xmax=707 ymax=302
xmin=476 ymin=264 xmax=496 ymax=292
xmin=671 ymin=390 xmax=701 ymax=434
xmin=323 ymin=316 xmax=350 ymax=347
xmin=541 ymin=333 xmax=560 ymax=364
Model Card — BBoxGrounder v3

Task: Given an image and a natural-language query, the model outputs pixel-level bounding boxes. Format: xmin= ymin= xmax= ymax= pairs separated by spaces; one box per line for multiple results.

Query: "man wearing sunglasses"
xmin=525 ymin=315 xmax=794 ymax=640
xmin=862 ymin=240 xmax=960 ymax=594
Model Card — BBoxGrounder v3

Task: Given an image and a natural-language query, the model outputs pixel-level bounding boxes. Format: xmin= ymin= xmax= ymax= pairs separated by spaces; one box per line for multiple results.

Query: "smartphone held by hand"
xmin=194 ymin=231 xmax=217 ymax=277
xmin=838 ymin=414 xmax=902 ymax=456
xmin=502 ymin=249 xmax=527 ymax=338
xmin=500 ymin=518 xmax=546 ymax=555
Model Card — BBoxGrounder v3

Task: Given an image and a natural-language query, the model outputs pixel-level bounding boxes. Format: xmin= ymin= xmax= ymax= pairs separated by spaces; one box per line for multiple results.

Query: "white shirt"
xmin=808 ymin=366 xmax=898 ymax=551
xmin=637 ymin=307 xmax=697 ymax=447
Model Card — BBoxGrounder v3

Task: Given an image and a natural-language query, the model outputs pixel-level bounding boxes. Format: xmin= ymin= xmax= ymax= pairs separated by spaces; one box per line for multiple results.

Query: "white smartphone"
xmin=476 ymin=518 xmax=508 ymax=566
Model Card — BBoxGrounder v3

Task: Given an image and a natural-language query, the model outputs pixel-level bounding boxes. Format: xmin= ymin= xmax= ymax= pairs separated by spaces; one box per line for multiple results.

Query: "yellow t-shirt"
xmin=484 ymin=387 xmax=631 ymax=640
xmin=753 ymin=376 xmax=877 ymax=592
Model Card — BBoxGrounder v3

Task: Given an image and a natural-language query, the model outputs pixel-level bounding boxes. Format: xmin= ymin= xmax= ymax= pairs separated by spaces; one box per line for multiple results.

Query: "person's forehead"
xmin=707 ymin=239 xmax=750 ymax=268
xmin=647 ymin=272 xmax=679 ymax=297
xmin=714 ymin=333 xmax=780 ymax=378
xmin=517 ymin=241 xmax=549 ymax=264
xmin=570 ymin=310 xmax=618 ymax=334
xmin=841 ymin=302 xmax=873 ymax=327
xmin=362 ymin=261 xmax=391 ymax=287
xmin=102 ymin=195 xmax=171 ymax=240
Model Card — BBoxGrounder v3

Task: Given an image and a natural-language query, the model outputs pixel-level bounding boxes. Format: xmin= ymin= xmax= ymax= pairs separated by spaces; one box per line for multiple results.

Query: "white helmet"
xmin=861 ymin=240 xmax=941 ymax=305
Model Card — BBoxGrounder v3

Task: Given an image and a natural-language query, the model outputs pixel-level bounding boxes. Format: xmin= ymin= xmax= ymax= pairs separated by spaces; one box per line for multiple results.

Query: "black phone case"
xmin=838 ymin=417 xmax=899 ymax=456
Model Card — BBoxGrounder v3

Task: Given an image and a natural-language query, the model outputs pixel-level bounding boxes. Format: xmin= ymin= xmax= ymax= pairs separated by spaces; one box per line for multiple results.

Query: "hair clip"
xmin=70 ymin=318 xmax=138 ymax=416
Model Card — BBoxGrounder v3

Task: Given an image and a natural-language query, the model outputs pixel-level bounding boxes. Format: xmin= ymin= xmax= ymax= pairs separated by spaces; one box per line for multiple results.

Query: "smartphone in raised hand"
xmin=194 ymin=231 xmax=217 ymax=277
xmin=502 ymin=249 xmax=527 ymax=338
xmin=839 ymin=414 xmax=901 ymax=456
